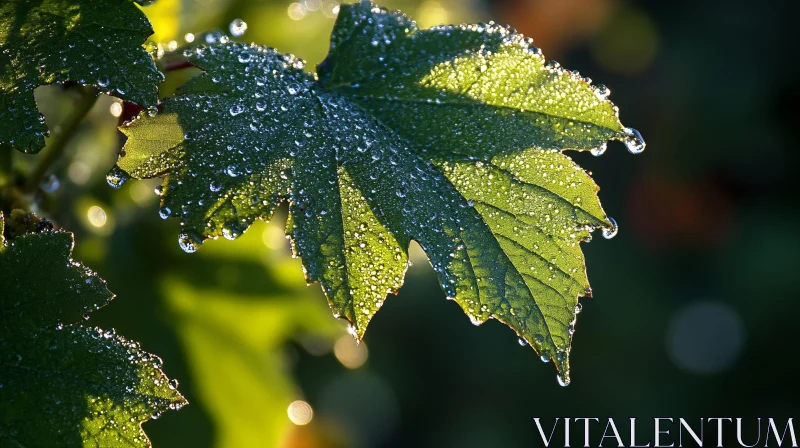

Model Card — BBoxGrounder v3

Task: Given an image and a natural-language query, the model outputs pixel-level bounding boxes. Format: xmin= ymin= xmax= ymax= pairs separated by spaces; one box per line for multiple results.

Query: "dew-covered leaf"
xmin=113 ymin=1 xmax=645 ymax=381
xmin=318 ymin=2 xmax=642 ymax=159
xmin=0 ymin=213 xmax=186 ymax=446
xmin=0 ymin=0 xmax=162 ymax=153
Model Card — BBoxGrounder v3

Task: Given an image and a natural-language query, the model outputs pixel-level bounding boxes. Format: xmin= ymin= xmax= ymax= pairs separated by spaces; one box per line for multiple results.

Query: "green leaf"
xmin=0 ymin=214 xmax=186 ymax=446
xmin=112 ymin=1 xmax=645 ymax=381
xmin=161 ymin=220 xmax=344 ymax=447
xmin=0 ymin=0 xmax=162 ymax=153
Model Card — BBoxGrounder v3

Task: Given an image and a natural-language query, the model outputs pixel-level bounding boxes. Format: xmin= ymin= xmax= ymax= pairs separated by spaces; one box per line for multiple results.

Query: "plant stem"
xmin=23 ymin=86 xmax=99 ymax=193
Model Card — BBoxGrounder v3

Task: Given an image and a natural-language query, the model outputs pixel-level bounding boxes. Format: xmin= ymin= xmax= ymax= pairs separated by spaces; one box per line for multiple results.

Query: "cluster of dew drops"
xmin=101 ymin=10 xmax=648 ymax=387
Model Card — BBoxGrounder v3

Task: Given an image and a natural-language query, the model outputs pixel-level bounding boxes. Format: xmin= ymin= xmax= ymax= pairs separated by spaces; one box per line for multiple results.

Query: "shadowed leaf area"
xmin=0 ymin=213 xmax=186 ymax=447
xmin=0 ymin=0 xmax=162 ymax=153
xmin=113 ymin=1 xmax=644 ymax=381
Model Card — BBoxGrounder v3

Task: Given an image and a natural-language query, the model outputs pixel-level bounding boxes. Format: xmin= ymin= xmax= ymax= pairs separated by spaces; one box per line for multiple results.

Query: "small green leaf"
xmin=0 ymin=216 xmax=186 ymax=446
xmin=114 ymin=2 xmax=645 ymax=381
xmin=0 ymin=0 xmax=162 ymax=153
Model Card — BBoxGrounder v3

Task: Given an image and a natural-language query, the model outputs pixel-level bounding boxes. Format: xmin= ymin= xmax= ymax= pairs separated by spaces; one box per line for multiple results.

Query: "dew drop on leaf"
xmin=106 ymin=166 xmax=129 ymax=189
xmin=229 ymin=18 xmax=248 ymax=37
xmin=590 ymin=142 xmax=608 ymax=157
xmin=623 ymin=127 xmax=646 ymax=154
xmin=602 ymin=217 xmax=619 ymax=239
xmin=178 ymin=234 xmax=198 ymax=253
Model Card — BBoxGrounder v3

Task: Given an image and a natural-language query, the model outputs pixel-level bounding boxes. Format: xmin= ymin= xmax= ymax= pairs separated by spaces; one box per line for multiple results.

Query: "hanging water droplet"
xmin=623 ymin=127 xmax=646 ymax=154
xmin=154 ymin=185 xmax=163 ymax=196
xmin=575 ymin=303 xmax=583 ymax=314
xmin=229 ymin=18 xmax=248 ymax=37
xmin=178 ymin=234 xmax=198 ymax=253
xmin=518 ymin=338 xmax=528 ymax=347
xmin=159 ymin=206 xmax=171 ymax=220
xmin=540 ymin=354 xmax=549 ymax=363
xmin=590 ymin=142 xmax=607 ymax=157
xmin=557 ymin=372 xmax=571 ymax=387
xmin=106 ymin=166 xmax=129 ymax=189
xmin=168 ymin=378 xmax=179 ymax=390
xmin=602 ymin=217 xmax=618 ymax=239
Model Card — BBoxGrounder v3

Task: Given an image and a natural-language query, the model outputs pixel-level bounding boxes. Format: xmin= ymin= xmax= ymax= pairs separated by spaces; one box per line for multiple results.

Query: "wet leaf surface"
xmin=0 ymin=0 xmax=162 ymax=153
xmin=114 ymin=1 xmax=644 ymax=382
xmin=0 ymin=213 xmax=186 ymax=446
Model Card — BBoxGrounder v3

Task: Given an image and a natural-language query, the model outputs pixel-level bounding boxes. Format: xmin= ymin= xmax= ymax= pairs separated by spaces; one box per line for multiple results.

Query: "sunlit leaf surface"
xmin=0 ymin=0 xmax=162 ymax=153
xmin=0 ymin=213 xmax=186 ymax=446
xmin=113 ymin=1 xmax=644 ymax=381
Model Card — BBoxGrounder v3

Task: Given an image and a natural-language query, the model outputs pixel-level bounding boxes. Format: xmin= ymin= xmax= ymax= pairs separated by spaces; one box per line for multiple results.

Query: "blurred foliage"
xmin=161 ymin=220 xmax=343 ymax=447
xmin=1 ymin=0 xmax=797 ymax=447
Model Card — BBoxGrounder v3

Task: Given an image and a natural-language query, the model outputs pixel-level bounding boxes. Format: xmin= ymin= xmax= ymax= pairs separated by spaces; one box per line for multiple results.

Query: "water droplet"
xmin=575 ymin=303 xmax=583 ymax=314
xmin=518 ymin=338 xmax=528 ymax=347
xmin=557 ymin=372 xmax=571 ymax=387
xmin=209 ymin=181 xmax=222 ymax=192
xmin=590 ymin=142 xmax=607 ymax=157
xmin=159 ymin=207 xmax=171 ymax=220
xmin=540 ymin=354 xmax=549 ymax=363
xmin=595 ymin=84 xmax=610 ymax=99
xmin=178 ymin=234 xmax=198 ymax=253
xmin=229 ymin=104 xmax=245 ymax=116
xmin=623 ymin=127 xmax=646 ymax=154
xmin=602 ymin=217 xmax=618 ymax=239
xmin=287 ymin=83 xmax=301 ymax=95
xmin=229 ymin=18 xmax=248 ymax=37
xmin=225 ymin=165 xmax=240 ymax=177
xmin=106 ymin=166 xmax=129 ymax=189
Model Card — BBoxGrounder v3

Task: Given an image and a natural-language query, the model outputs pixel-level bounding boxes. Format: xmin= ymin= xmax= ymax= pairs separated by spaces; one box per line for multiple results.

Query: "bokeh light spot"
xmin=87 ymin=206 xmax=107 ymax=228
xmin=287 ymin=400 xmax=313 ymax=425
xmin=109 ymin=102 xmax=122 ymax=117
xmin=591 ymin=7 xmax=658 ymax=76
xmin=334 ymin=335 xmax=368 ymax=369
xmin=417 ymin=1 xmax=449 ymax=28
xmin=322 ymin=0 xmax=339 ymax=18
xmin=288 ymin=2 xmax=307 ymax=20
xmin=667 ymin=301 xmax=745 ymax=375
